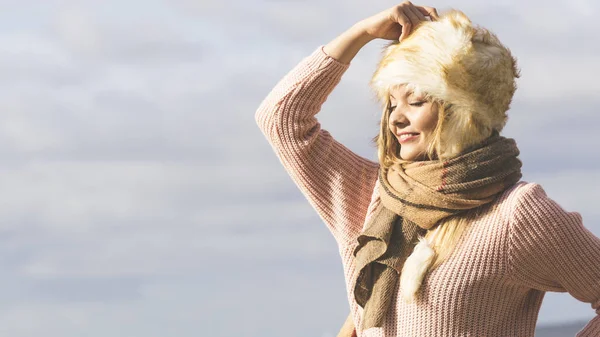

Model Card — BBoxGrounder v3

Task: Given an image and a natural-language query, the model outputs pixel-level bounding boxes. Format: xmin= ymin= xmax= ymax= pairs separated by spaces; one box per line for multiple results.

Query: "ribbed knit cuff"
xmin=576 ymin=316 xmax=600 ymax=337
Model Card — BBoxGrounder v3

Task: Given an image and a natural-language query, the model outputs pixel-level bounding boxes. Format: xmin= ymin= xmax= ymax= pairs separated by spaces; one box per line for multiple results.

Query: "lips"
xmin=397 ymin=131 xmax=420 ymax=137
xmin=398 ymin=133 xmax=419 ymax=144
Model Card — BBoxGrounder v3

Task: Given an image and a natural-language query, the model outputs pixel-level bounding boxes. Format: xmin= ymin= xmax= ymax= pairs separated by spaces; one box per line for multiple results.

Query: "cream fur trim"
xmin=399 ymin=235 xmax=436 ymax=303
xmin=370 ymin=9 xmax=520 ymax=158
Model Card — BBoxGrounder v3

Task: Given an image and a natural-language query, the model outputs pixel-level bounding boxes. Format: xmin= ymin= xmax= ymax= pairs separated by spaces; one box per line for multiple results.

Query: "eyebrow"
xmin=389 ymin=90 xmax=415 ymax=100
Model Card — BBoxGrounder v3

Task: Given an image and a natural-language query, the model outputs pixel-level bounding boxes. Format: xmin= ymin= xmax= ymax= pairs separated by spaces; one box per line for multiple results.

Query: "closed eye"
xmin=387 ymin=102 xmax=426 ymax=113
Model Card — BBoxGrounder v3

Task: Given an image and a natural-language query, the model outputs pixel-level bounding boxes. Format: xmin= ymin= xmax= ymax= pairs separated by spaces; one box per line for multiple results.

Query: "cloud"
xmin=0 ymin=0 xmax=597 ymax=335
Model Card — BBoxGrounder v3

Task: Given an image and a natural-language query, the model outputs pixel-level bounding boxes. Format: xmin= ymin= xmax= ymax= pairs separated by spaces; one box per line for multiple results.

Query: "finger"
xmin=408 ymin=4 xmax=426 ymax=22
xmin=392 ymin=7 xmax=412 ymax=41
xmin=396 ymin=12 xmax=411 ymax=41
xmin=416 ymin=6 xmax=439 ymax=20
xmin=416 ymin=6 xmax=439 ymax=21
xmin=401 ymin=2 xmax=421 ymax=27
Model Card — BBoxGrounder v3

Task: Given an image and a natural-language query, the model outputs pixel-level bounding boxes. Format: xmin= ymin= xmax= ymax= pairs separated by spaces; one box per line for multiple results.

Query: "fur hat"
xmin=370 ymin=9 xmax=520 ymax=158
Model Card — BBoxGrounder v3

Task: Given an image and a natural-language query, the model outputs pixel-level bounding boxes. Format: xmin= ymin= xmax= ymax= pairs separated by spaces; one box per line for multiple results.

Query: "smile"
xmin=398 ymin=134 xmax=419 ymax=143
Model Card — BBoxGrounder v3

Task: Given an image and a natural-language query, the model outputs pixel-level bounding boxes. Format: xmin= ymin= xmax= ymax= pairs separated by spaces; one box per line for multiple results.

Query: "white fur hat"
xmin=370 ymin=9 xmax=520 ymax=158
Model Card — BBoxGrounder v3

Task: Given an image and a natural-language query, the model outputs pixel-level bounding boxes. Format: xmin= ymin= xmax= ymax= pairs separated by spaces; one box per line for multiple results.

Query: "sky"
xmin=0 ymin=0 xmax=598 ymax=336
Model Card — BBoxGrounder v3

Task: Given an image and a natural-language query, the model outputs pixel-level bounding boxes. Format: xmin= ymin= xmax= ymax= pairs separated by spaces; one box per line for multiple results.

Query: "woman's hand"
xmin=358 ymin=2 xmax=439 ymax=42
xmin=323 ymin=2 xmax=438 ymax=64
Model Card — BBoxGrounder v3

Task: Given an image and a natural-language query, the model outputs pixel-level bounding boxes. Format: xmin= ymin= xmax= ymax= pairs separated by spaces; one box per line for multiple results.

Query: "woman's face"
xmin=388 ymin=84 xmax=439 ymax=161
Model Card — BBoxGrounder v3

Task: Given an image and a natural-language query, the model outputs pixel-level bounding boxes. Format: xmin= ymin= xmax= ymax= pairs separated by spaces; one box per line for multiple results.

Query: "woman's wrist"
xmin=323 ymin=23 xmax=375 ymax=65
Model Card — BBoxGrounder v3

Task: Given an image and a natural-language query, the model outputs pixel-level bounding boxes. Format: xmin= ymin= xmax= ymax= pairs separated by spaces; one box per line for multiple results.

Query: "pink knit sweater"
xmin=254 ymin=45 xmax=600 ymax=337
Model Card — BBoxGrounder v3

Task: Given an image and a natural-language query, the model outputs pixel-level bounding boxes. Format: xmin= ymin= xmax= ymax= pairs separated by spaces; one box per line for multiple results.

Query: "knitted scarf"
xmin=352 ymin=131 xmax=523 ymax=331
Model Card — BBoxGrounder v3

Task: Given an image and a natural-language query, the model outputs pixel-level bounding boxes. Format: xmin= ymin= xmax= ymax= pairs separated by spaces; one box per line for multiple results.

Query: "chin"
xmin=401 ymin=150 xmax=427 ymax=162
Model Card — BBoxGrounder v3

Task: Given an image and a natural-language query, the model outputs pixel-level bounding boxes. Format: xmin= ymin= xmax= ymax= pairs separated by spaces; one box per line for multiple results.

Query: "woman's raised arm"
xmin=254 ymin=23 xmax=378 ymax=244
xmin=255 ymin=3 xmax=439 ymax=245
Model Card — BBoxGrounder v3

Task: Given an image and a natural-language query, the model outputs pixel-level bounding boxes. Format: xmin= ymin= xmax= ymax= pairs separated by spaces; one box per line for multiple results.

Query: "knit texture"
xmin=354 ymin=134 xmax=523 ymax=330
xmin=255 ymin=45 xmax=600 ymax=337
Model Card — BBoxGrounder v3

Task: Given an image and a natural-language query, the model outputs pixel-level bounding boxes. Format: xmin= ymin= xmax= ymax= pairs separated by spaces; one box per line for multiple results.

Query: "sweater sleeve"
xmin=508 ymin=183 xmax=600 ymax=337
xmin=254 ymin=45 xmax=379 ymax=244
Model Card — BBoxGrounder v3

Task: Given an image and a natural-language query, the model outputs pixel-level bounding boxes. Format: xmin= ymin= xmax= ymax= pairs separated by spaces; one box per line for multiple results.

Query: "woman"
xmin=255 ymin=3 xmax=600 ymax=336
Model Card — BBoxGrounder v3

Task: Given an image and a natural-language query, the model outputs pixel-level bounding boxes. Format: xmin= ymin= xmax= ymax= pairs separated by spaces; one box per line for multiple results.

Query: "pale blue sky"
xmin=0 ymin=0 xmax=598 ymax=336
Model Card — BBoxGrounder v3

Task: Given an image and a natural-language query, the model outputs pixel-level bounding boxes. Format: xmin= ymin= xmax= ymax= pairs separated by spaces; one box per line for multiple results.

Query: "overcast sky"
xmin=0 ymin=0 xmax=598 ymax=336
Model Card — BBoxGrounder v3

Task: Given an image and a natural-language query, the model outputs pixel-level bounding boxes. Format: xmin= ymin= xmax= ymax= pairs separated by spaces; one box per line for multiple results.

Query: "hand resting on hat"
xmin=359 ymin=2 xmax=439 ymax=42
xmin=323 ymin=2 xmax=438 ymax=64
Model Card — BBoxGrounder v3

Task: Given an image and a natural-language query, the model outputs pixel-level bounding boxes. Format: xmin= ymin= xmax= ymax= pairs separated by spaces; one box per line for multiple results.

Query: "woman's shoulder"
xmin=486 ymin=181 xmax=559 ymax=219
xmin=497 ymin=180 xmax=547 ymax=208
xmin=456 ymin=181 xmax=555 ymax=260
xmin=467 ymin=181 xmax=536 ymax=229
xmin=477 ymin=180 xmax=529 ymax=214
xmin=502 ymin=181 xmax=565 ymax=212
xmin=501 ymin=181 xmax=585 ymax=242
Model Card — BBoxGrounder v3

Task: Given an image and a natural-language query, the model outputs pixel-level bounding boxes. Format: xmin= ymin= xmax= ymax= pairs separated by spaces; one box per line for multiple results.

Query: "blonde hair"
xmin=367 ymin=9 xmax=520 ymax=286
xmin=371 ymin=84 xmax=483 ymax=271
xmin=370 ymin=9 xmax=520 ymax=161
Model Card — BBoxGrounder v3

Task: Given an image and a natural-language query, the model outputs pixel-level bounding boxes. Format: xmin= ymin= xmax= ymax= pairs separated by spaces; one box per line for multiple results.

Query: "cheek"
xmin=423 ymin=108 xmax=439 ymax=131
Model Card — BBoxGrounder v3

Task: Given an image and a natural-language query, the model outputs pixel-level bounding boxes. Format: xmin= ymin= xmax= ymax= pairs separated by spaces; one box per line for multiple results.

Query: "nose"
xmin=389 ymin=106 xmax=408 ymax=128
